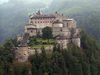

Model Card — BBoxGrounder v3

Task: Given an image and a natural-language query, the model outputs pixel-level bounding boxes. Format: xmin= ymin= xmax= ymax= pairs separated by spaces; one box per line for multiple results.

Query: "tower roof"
xmin=30 ymin=14 xmax=56 ymax=19
xmin=53 ymin=20 xmax=63 ymax=24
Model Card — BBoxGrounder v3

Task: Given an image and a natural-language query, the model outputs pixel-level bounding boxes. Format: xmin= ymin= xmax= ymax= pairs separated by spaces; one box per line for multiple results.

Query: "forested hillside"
xmin=0 ymin=31 xmax=100 ymax=75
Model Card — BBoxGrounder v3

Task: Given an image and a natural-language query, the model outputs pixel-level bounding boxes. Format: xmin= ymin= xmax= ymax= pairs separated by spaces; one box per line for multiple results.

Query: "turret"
xmin=36 ymin=10 xmax=42 ymax=15
xmin=63 ymin=19 xmax=76 ymax=28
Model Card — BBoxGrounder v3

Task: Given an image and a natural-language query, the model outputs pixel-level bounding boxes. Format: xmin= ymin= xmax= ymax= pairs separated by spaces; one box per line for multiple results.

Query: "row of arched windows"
xmin=30 ymin=20 xmax=53 ymax=24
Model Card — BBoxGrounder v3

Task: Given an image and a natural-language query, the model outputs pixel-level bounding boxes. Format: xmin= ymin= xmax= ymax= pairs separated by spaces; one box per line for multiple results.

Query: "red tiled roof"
xmin=30 ymin=14 xmax=56 ymax=19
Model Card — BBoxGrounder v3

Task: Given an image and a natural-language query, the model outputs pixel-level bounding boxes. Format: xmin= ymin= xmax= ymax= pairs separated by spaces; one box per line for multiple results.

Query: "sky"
xmin=0 ymin=0 xmax=53 ymax=5
xmin=0 ymin=0 xmax=9 ymax=4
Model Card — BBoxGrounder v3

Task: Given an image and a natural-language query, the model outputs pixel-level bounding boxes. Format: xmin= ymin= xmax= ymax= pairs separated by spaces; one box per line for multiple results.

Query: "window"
xmin=60 ymin=28 xmax=62 ymax=31
xmin=30 ymin=21 xmax=33 ymax=23
xmin=67 ymin=23 xmax=69 ymax=27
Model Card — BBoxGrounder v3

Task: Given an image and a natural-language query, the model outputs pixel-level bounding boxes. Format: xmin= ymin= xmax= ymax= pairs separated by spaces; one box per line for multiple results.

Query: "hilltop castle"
xmin=24 ymin=11 xmax=80 ymax=47
xmin=16 ymin=11 xmax=81 ymax=62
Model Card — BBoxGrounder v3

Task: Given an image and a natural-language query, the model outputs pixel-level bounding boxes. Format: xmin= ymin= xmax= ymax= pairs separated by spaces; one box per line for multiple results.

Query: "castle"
xmin=24 ymin=11 xmax=80 ymax=47
xmin=16 ymin=11 xmax=81 ymax=62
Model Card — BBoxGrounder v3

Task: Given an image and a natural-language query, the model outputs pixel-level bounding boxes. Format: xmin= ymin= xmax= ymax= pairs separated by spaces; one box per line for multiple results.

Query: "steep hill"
xmin=0 ymin=30 xmax=100 ymax=75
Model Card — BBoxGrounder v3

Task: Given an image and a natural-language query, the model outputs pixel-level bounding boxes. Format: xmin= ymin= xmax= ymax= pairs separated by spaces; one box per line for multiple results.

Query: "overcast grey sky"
xmin=0 ymin=0 xmax=8 ymax=4
xmin=0 ymin=0 xmax=53 ymax=5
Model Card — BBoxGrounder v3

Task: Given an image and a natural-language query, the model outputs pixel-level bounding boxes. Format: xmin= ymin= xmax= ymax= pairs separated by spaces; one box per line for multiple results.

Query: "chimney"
xmin=36 ymin=10 xmax=41 ymax=15
xmin=55 ymin=11 xmax=58 ymax=14
xmin=62 ymin=14 xmax=64 ymax=16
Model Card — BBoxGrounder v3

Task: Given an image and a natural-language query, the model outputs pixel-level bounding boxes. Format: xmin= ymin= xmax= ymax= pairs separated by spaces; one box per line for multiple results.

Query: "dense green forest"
xmin=0 ymin=31 xmax=100 ymax=75
xmin=0 ymin=0 xmax=100 ymax=43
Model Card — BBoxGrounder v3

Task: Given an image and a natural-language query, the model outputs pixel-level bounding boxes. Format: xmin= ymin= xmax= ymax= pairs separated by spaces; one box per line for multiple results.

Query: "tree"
xmin=0 ymin=63 xmax=3 ymax=75
xmin=41 ymin=47 xmax=47 ymax=62
xmin=51 ymin=51 xmax=68 ymax=75
xmin=42 ymin=27 xmax=53 ymax=39
xmin=31 ymin=50 xmax=42 ymax=75
xmin=13 ymin=62 xmax=31 ymax=75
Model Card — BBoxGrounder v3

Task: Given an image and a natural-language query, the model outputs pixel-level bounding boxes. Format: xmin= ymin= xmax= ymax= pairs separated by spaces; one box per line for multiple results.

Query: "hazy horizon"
xmin=0 ymin=0 xmax=53 ymax=5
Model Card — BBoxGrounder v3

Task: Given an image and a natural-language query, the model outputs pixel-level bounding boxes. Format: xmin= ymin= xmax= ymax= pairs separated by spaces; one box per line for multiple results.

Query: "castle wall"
xmin=63 ymin=19 xmax=76 ymax=29
xmin=52 ymin=27 xmax=62 ymax=37
xmin=72 ymin=38 xmax=81 ymax=47
xmin=17 ymin=36 xmax=23 ymax=42
xmin=52 ymin=27 xmax=71 ymax=37
xmin=15 ymin=47 xmax=31 ymax=62
xmin=29 ymin=18 xmax=55 ymax=28
xmin=25 ymin=25 xmax=37 ymax=37
xmin=56 ymin=39 xmax=69 ymax=49
xmin=52 ymin=23 xmax=63 ymax=27
xmin=15 ymin=46 xmax=53 ymax=62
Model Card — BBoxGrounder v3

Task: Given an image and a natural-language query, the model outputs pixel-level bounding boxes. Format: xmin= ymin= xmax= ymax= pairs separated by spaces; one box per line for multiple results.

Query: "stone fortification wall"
xmin=15 ymin=46 xmax=53 ymax=62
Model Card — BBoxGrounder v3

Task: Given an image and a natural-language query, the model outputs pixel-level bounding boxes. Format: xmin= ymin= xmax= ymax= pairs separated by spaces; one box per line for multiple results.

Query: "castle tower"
xmin=63 ymin=19 xmax=76 ymax=28
xmin=25 ymin=24 xmax=37 ymax=37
